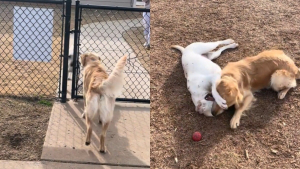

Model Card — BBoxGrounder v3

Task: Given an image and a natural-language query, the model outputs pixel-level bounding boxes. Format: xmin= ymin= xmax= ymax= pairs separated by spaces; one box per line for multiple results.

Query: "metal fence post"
xmin=71 ymin=0 xmax=80 ymax=99
xmin=61 ymin=0 xmax=72 ymax=103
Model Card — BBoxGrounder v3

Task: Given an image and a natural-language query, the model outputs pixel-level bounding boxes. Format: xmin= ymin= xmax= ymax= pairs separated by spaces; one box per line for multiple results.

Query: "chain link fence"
xmin=0 ymin=0 xmax=150 ymax=102
xmin=72 ymin=5 xmax=150 ymax=102
xmin=0 ymin=0 xmax=65 ymax=98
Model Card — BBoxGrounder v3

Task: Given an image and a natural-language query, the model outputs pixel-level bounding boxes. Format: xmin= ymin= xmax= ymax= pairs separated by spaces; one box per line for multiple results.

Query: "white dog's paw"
xmin=215 ymin=96 xmax=228 ymax=110
xmin=227 ymin=43 xmax=238 ymax=49
xmin=223 ymin=39 xmax=235 ymax=45
xmin=230 ymin=116 xmax=240 ymax=129
xmin=212 ymin=89 xmax=228 ymax=109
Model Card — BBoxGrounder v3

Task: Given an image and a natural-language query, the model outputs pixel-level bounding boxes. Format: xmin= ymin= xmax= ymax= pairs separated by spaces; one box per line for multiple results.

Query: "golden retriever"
xmin=211 ymin=50 xmax=300 ymax=129
xmin=80 ymin=52 xmax=127 ymax=153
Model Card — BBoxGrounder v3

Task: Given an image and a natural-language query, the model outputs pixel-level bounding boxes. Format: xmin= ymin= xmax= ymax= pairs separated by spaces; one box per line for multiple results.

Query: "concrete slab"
xmin=42 ymin=100 xmax=150 ymax=167
xmin=0 ymin=160 xmax=146 ymax=169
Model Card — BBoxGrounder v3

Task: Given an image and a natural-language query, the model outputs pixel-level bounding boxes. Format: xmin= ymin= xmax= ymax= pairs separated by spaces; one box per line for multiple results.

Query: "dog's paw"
xmin=278 ymin=91 xmax=286 ymax=99
xmin=81 ymin=112 xmax=86 ymax=119
xmin=215 ymin=96 xmax=228 ymax=110
xmin=100 ymin=147 xmax=106 ymax=153
xmin=230 ymin=116 xmax=240 ymax=129
xmin=212 ymin=90 xmax=228 ymax=109
xmin=227 ymin=43 xmax=238 ymax=49
xmin=223 ymin=39 xmax=235 ymax=45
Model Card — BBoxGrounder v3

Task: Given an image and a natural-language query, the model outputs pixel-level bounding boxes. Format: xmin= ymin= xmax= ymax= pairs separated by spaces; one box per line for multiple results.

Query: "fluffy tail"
xmin=171 ymin=45 xmax=185 ymax=53
xmin=99 ymin=55 xmax=127 ymax=97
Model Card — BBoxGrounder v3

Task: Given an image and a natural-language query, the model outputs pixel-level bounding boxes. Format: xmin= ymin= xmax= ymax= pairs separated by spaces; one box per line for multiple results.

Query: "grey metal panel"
xmin=72 ymin=0 xmax=132 ymax=7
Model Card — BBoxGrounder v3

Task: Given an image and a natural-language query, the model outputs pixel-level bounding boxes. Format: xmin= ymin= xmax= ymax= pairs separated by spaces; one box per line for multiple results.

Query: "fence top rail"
xmin=79 ymin=4 xmax=150 ymax=12
xmin=0 ymin=0 xmax=65 ymax=4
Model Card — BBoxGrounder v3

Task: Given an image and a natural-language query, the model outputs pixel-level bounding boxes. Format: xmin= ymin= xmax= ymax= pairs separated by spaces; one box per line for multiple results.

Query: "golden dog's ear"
xmin=218 ymin=79 xmax=225 ymax=86
xmin=216 ymin=79 xmax=226 ymax=92
xmin=80 ymin=54 xmax=87 ymax=67
xmin=228 ymin=84 xmax=236 ymax=96
xmin=236 ymin=90 xmax=243 ymax=103
xmin=235 ymin=88 xmax=244 ymax=108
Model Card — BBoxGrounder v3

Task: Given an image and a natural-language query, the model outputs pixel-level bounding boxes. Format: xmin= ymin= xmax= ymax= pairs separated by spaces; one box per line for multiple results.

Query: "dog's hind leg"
xmin=277 ymin=88 xmax=292 ymax=99
xmin=100 ymin=122 xmax=110 ymax=153
xmin=84 ymin=95 xmax=98 ymax=145
xmin=271 ymin=70 xmax=297 ymax=99
xmin=185 ymin=39 xmax=235 ymax=55
xmin=85 ymin=115 xmax=92 ymax=146
xmin=206 ymin=43 xmax=238 ymax=60
xmin=81 ymin=96 xmax=86 ymax=118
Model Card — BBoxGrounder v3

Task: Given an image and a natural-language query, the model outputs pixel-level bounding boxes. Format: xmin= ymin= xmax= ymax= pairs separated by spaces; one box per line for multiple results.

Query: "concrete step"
xmin=0 ymin=160 xmax=148 ymax=169
xmin=41 ymin=100 xmax=150 ymax=167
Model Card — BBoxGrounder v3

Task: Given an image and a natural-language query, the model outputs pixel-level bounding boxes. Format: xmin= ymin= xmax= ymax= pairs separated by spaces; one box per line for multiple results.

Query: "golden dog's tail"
xmin=171 ymin=45 xmax=185 ymax=53
xmin=99 ymin=55 xmax=127 ymax=97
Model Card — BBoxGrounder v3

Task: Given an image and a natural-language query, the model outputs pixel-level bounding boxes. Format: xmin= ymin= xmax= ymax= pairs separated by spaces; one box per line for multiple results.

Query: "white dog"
xmin=171 ymin=39 xmax=238 ymax=116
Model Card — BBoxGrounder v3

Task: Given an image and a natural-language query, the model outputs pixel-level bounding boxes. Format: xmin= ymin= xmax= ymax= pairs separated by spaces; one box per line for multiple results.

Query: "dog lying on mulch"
xmin=171 ymin=39 xmax=238 ymax=116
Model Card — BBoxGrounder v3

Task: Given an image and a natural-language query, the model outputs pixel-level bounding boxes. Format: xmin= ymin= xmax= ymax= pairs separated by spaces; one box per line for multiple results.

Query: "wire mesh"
xmin=0 ymin=0 xmax=65 ymax=98
xmin=73 ymin=6 xmax=150 ymax=101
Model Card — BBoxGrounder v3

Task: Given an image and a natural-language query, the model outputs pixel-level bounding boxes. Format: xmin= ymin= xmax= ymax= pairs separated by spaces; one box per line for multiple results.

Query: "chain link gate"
xmin=71 ymin=1 xmax=150 ymax=103
xmin=0 ymin=0 xmax=71 ymax=102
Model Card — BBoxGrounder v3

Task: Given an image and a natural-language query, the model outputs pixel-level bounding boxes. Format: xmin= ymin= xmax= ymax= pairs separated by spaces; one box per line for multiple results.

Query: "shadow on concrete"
xmin=42 ymin=100 xmax=149 ymax=168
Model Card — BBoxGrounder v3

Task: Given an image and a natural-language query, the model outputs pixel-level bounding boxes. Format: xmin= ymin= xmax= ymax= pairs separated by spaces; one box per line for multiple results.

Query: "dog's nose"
xmin=70 ymin=62 xmax=73 ymax=67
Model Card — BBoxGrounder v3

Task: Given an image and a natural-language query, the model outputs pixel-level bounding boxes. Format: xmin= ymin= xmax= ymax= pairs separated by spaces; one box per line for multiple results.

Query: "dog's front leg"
xmin=211 ymin=75 xmax=228 ymax=109
xmin=230 ymin=93 xmax=254 ymax=129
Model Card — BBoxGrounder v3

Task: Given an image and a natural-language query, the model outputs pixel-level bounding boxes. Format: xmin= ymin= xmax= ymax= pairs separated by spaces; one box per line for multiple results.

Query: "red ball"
xmin=192 ymin=132 xmax=202 ymax=141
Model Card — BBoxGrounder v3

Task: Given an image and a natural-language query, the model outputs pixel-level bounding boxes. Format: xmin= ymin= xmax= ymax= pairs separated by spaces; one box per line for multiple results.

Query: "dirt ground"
xmin=0 ymin=97 xmax=52 ymax=160
xmin=151 ymin=0 xmax=300 ymax=168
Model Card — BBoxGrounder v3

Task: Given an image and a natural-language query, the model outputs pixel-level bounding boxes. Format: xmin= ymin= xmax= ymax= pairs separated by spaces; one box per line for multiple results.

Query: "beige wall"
xmin=72 ymin=0 xmax=133 ymax=7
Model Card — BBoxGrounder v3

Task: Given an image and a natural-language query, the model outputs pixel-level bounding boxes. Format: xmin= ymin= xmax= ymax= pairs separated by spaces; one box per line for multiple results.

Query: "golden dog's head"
xmin=212 ymin=76 xmax=243 ymax=116
xmin=80 ymin=52 xmax=101 ymax=67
